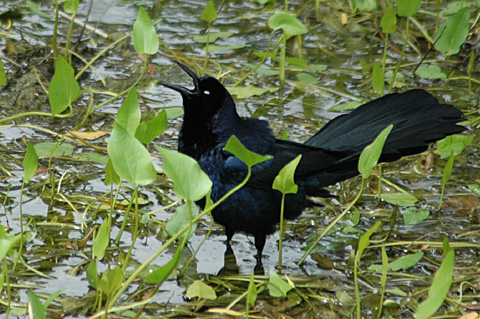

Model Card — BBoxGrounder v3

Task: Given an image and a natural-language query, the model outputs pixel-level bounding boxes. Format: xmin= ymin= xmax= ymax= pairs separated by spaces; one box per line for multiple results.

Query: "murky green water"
xmin=0 ymin=0 xmax=479 ymax=317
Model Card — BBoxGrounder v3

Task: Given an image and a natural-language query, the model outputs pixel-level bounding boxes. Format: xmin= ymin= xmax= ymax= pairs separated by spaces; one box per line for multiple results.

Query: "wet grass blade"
xmin=145 ymin=242 xmax=183 ymax=284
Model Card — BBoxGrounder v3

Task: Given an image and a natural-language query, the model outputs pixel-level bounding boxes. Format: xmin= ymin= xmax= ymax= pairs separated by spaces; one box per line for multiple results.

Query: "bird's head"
xmin=160 ymin=61 xmax=234 ymax=117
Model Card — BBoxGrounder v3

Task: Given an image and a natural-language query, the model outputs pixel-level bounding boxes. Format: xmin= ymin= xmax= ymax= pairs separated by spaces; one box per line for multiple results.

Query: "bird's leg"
xmin=225 ymin=228 xmax=234 ymax=245
xmin=254 ymin=234 xmax=266 ymax=260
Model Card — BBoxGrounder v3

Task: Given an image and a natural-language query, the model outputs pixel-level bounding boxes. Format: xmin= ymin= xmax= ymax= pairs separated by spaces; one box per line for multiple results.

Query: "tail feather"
xmin=305 ymin=89 xmax=465 ymax=161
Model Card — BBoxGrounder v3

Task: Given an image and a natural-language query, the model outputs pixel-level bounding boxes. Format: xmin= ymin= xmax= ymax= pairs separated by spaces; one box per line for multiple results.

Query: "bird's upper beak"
xmin=160 ymin=60 xmax=199 ymax=97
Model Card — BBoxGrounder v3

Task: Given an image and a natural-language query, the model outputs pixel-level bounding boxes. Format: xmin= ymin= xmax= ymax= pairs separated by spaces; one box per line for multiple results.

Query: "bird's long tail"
xmin=305 ymin=89 xmax=465 ymax=162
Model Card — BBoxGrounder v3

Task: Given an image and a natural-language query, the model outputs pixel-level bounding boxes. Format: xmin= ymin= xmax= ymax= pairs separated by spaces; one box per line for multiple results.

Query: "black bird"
xmin=161 ymin=61 xmax=465 ymax=258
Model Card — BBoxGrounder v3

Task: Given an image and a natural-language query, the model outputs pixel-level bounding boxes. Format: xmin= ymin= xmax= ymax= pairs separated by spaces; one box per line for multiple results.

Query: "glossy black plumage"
xmin=161 ymin=61 xmax=465 ymax=257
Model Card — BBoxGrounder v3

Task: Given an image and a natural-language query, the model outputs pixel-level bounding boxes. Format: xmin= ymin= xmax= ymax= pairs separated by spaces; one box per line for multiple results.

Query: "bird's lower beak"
xmin=160 ymin=60 xmax=200 ymax=97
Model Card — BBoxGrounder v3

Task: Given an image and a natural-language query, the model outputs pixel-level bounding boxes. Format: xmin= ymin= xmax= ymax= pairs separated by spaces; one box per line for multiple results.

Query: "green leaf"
xmin=467 ymin=184 xmax=480 ymax=196
xmin=372 ymin=61 xmax=384 ymax=93
xmin=0 ymin=227 xmax=22 ymax=261
xmin=358 ymin=124 xmax=393 ymax=179
xmin=436 ymin=135 xmax=472 ymax=159
xmin=356 ymin=221 xmax=381 ymax=263
xmin=397 ymin=0 xmax=420 ymax=17
xmin=193 ymin=31 xmax=234 ymax=43
xmin=64 ymin=0 xmax=79 ymax=14
xmin=200 ymin=0 xmax=217 ymax=23
xmin=414 ymin=249 xmax=454 ymax=319
xmin=104 ymin=159 xmax=121 ymax=186
xmin=28 ymin=290 xmax=46 ymax=319
xmin=296 ymin=72 xmax=318 ymax=84
xmin=268 ymin=270 xmax=294 ymax=297
xmin=98 ymin=267 xmax=123 ymax=299
xmin=86 ymin=261 xmax=98 ymax=289
xmin=145 ymin=243 xmax=183 ymax=283
xmin=434 ymin=7 xmax=470 ymax=56
xmin=442 ymin=152 xmax=455 ymax=185
xmin=93 ymin=218 xmax=110 ymax=260
xmin=273 ymin=155 xmax=301 ymax=194
xmin=72 ymin=152 xmax=109 ymax=165
xmin=403 ymin=208 xmax=430 ymax=225
xmin=22 ymin=142 xmax=38 ymax=183
xmin=227 ymin=86 xmax=278 ymax=99
xmin=246 ymin=272 xmax=258 ymax=308
xmin=268 ymin=12 xmax=308 ymax=39
xmin=381 ymin=4 xmax=397 ymax=34
xmin=385 ymin=71 xmax=405 ymax=88
xmin=135 ymin=110 xmax=168 ymax=145
xmin=49 ymin=55 xmax=80 ymax=114
xmin=329 ymin=101 xmax=362 ymax=112
xmin=132 ymin=7 xmax=159 ymax=55
xmin=165 ymin=203 xmax=199 ymax=241
xmin=369 ymin=252 xmax=424 ymax=272
xmin=207 ymin=44 xmax=246 ymax=52
xmin=156 ymin=147 xmax=212 ymax=201
xmin=33 ymin=142 xmax=74 ymax=158
xmin=0 ymin=58 xmax=6 ymax=85
xmin=354 ymin=0 xmax=378 ymax=12
xmin=117 ymin=88 xmax=140 ymax=135
xmin=415 ymin=65 xmax=446 ymax=80
xmin=381 ymin=192 xmax=417 ymax=206
xmin=185 ymin=280 xmax=217 ymax=300
xmin=27 ymin=1 xmax=52 ymax=19
xmin=223 ymin=135 xmax=272 ymax=168
xmin=107 ymin=123 xmax=157 ymax=186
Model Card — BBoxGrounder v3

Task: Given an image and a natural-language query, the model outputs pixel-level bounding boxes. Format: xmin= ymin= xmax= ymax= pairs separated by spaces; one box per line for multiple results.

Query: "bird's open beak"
xmin=160 ymin=60 xmax=199 ymax=96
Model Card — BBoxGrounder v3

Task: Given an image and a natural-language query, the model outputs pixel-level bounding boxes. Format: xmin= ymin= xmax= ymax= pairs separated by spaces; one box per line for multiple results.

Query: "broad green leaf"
xmin=0 ymin=58 xmax=6 ymax=85
xmin=381 ymin=192 xmax=417 ymax=206
xmin=165 ymin=203 xmax=199 ymax=241
xmin=193 ymin=31 xmax=234 ymax=43
xmin=49 ymin=55 xmax=80 ymax=114
xmin=117 ymin=87 xmax=140 ymax=135
xmin=185 ymin=280 xmax=217 ymax=300
xmin=64 ymin=0 xmax=79 ymax=14
xmin=414 ymin=249 xmax=454 ymax=319
xmin=268 ymin=270 xmax=294 ymax=297
xmin=273 ymin=155 xmax=302 ymax=194
xmin=132 ymin=7 xmax=159 ymax=55
xmin=108 ymin=123 xmax=156 ymax=186
xmin=385 ymin=71 xmax=405 ymax=88
xmin=434 ymin=7 xmax=470 ymax=56
xmin=104 ymin=159 xmax=121 ymax=185
xmin=381 ymin=4 xmax=397 ymax=34
xmin=397 ymin=0 xmax=420 ymax=17
xmin=436 ymin=135 xmax=472 ymax=159
xmin=268 ymin=12 xmax=308 ymax=39
xmin=156 ymin=146 xmax=212 ymax=201
xmin=227 ymin=86 xmax=278 ymax=99
xmin=200 ymin=0 xmax=217 ymax=23
xmin=403 ymin=208 xmax=430 ymax=225
xmin=98 ymin=266 xmax=123 ymax=299
xmin=72 ymin=152 xmax=109 ymax=165
xmin=22 ymin=142 xmax=38 ymax=183
xmin=354 ymin=0 xmax=378 ymax=12
xmin=27 ymin=1 xmax=52 ymax=19
xmin=0 ymin=228 xmax=21 ymax=261
xmin=372 ymin=61 xmax=384 ymax=93
xmin=34 ymin=142 xmax=74 ymax=158
xmin=369 ymin=252 xmax=424 ymax=272
xmin=246 ymin=272 xmax=257 ymax=308
xmin=415 ymin=65 xmax=446 ymax=80
xmin=223 ymin=135 xmax=272 ymax=168
xmin=145 ymin=243 xmax=183 ymax=283
xmin=93 ymin=218 xmax=110 ymax=260
xmin=135 ymin=110 xmax=168 ymax=145
xmin=86 ymin=261 xmax=98 ymax=289
xmin=296 ymin=72 xmax=318 ymax=84
xmin=28 ymin=290 xmax=46 ymax=319
xmin=358 ymin=124 xmax=393 ymax=179
xmin=329 ymin=101 xmax=361 ymax=112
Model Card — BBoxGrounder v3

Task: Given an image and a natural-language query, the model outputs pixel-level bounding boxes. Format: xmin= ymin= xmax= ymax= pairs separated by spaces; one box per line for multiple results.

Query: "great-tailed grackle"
xmin=161 ymin=61 xmax=465 ymax=258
